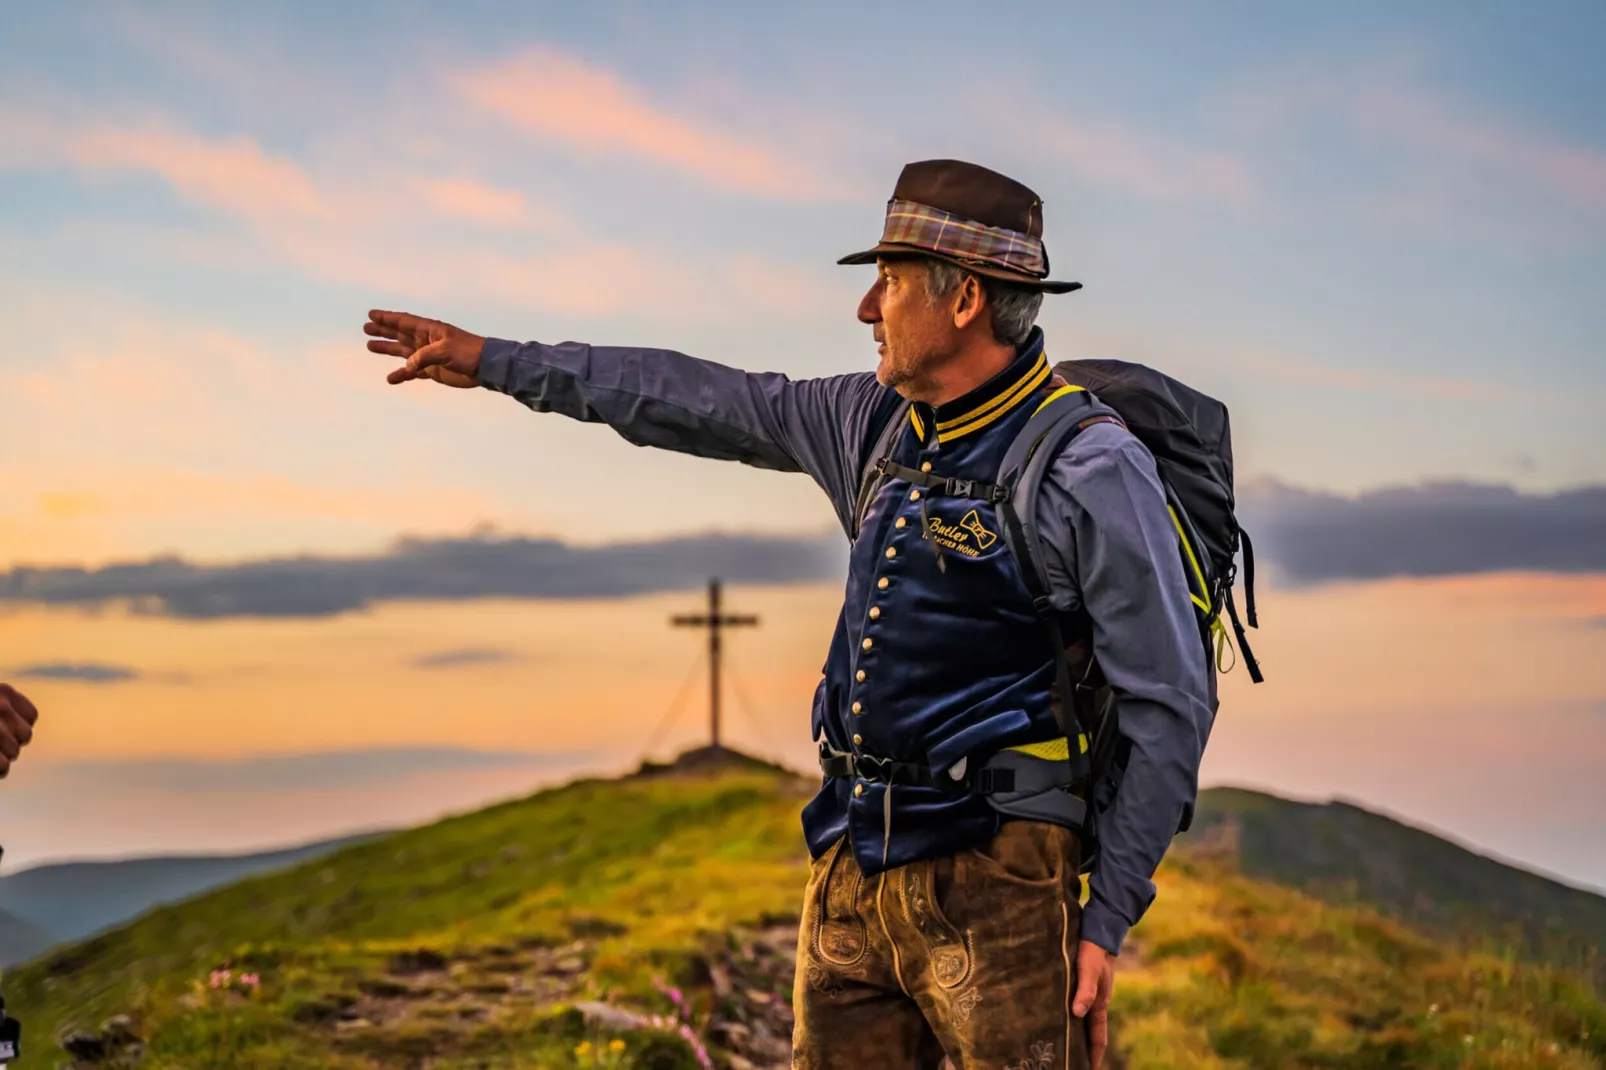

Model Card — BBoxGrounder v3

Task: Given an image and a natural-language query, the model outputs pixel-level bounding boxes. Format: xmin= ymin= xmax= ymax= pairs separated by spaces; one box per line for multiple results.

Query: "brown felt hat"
xmin=837 ymin=159 xmax=1081 ymax=293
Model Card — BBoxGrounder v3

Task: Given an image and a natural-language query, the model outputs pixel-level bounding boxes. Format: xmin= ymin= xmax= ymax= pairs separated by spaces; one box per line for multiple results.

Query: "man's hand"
xmin=364 ymin=310 xmax=486 ymax=388
xmin=1073 ymin=939 xmax=1116 ymax=1069
xmin=0 ymin=684 xmax=39 ymax=779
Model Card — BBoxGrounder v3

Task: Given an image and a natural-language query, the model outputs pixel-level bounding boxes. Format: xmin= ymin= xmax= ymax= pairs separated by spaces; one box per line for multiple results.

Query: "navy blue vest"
xmin=803 ymin=331 xmax=1078 ymax=876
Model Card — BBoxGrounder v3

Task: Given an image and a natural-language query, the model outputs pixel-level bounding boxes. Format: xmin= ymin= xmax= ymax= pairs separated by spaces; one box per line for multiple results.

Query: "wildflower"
xmin=208 ymin=969 xmax=231 ymax=989
xmin=609 ymin=1038 xmax=626 ymax=1053
xmin=677 ymin=1023 xmax=714 ymax=1070
xmin=238 ymin=973 xmax=260 ymax=989
xmin=1427 ymin=1003 xmax=1438 ymax=1016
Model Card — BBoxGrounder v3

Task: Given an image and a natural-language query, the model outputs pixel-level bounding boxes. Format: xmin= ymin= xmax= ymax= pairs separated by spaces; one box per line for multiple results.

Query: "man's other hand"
xmin=0 ymin=684 xmax=39 ymax=779
xmin=365 ymin=310 xmax=486 ymax=388
xmin=1073 ymin=938 xmax=1116 ymax=1069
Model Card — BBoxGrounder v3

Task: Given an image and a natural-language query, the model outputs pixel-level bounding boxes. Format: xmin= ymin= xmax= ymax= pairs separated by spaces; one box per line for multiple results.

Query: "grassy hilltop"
xmin=1190 ymin=787 xmax=1606 ymax=990
xmin=4 ymin=753 xmax=1604 ymax=1069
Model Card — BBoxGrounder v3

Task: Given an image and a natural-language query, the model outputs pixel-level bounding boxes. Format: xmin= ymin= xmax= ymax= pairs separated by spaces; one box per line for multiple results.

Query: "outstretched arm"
xmin=364 ymin=310 xmax=891 ymax=526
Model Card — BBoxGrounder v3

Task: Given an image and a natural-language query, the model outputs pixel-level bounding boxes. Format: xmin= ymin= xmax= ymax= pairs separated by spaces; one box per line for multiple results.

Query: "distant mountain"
xmin=4 ymin=754 xmax=1600 ymax=1069
xmin=1187 ymin=786 xmax=1606 ymax=987
xmin=0 ymin=905 xmax=53 ymax=967
xmin=0 ymin=832 xmax=380 ymax=965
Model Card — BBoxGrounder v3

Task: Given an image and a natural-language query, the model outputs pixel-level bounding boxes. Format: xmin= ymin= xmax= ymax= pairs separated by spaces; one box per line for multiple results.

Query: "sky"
xmin=0 ymin=2 xmax=1604 ymax=890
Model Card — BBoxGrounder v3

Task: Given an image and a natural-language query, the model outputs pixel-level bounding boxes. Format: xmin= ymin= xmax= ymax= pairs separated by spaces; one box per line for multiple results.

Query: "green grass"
xmin=4 ymin=764 xmax=1602 ymax=1068
xmin=1189 ymin=787 xmax=1606 ymax=989
xmin=6 ymin=768 xmax=812 ymax=1068
xmin=1118 ymin=852 xmax=1606 ymax=1069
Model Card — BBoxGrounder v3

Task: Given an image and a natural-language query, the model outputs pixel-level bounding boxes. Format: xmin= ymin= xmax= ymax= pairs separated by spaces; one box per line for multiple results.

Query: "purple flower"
xmin=676 ymin=1023 xmax=714 ymax=1070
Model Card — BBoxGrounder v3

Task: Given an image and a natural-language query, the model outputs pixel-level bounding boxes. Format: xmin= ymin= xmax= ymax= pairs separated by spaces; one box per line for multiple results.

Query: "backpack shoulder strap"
xmin=994 ymin=385 xmax=1126 ymax=775
xmin=996 ymin=386 xmax=1124 ymax=599
xmin=848 ymin=394 xmax=913 ymax=542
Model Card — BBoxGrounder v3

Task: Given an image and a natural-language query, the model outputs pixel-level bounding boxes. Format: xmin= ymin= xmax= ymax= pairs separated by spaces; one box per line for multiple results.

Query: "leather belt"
xmin=819 ymin=742 xmax=1035 ymax=795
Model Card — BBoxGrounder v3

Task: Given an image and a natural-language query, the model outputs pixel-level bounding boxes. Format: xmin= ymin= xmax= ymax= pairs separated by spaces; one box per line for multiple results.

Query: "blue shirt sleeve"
xmin=1035 ymin=421 xmax=1216 ymax=955
xmin=475 ymin=337 xmax=891 ymax=533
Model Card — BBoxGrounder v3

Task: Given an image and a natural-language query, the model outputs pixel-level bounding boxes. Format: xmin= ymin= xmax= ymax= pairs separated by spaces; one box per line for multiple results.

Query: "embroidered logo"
xmin=959 ymin=509 xmax=997 ymax=549
xmin=922 ymin=508 xmax=999 ymax=559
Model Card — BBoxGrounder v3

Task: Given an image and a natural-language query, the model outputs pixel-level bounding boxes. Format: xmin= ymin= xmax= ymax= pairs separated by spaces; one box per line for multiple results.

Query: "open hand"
xmin=0 ymin=683 xmax=39 ymax=779
xmin=1073 ymin=939 xmax=1116 ymax=1068
xmin=364 ymin=310 xmax=486 ymax=388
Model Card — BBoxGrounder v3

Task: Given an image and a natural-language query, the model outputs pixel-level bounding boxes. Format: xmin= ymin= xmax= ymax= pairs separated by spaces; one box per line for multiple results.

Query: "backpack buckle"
xmin=973 ymin=767 xmax=1016 ymax=794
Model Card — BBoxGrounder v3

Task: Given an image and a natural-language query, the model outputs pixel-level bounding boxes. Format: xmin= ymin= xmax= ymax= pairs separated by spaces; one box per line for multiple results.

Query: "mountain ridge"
xmin=0 ymin=832 xmax=381 ymax=966
xmin=1186 ymin=785 xmax=1606 ymax=988
xmin=0 ymin=754 xmax=1599 ymax=1068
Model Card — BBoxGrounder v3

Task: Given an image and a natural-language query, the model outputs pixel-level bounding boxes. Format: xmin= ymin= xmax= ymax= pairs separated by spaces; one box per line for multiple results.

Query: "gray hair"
xmin=922 ymin=258 xmax=1043 ymax=347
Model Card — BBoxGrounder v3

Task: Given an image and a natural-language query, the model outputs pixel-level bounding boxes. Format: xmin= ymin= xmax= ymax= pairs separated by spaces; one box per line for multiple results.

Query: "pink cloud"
xmin=412 ymin=177 xmax=542 ymax=227
xmin=0 ymin=109 xmax=565 ymax=232
xmin=453 ymin=46 xmax=844 ymax=200
xmin=1 ymin=107 xmax=841 ymax=323
xmin=1351 ymin=85 xmax=1606 ymax=209
xmin=0 ymin=111 xmax=324 ymax=221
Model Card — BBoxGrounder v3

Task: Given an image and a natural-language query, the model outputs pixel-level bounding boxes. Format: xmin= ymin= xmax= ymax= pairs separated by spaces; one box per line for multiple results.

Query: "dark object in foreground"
xmin=0 ymin=994 xmax=19 ymax=1065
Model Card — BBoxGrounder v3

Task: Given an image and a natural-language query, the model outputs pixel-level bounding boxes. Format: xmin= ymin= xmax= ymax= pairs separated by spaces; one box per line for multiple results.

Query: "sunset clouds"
xmin=454 ymin=47 xmax=850 ymax=201
xmin=3 ymin=478 xmax=1605 ymax=619
xmin=0 ymin=3 xmax=1601 ymax=887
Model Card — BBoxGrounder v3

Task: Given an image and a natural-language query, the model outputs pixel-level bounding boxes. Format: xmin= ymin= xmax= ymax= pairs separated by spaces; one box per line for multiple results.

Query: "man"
xmin=0 ymin=684 xmax=38 ymax=780
xmin=363 ymin=159 xmax=1212 ymax=1070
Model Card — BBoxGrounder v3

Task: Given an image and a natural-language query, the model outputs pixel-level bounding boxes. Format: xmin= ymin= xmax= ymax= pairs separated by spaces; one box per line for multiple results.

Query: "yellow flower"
xmin=609 ymin=1038 xmax=627 ymax=1052
xmin=574 ymin=1040 xmax=593 ymax=1056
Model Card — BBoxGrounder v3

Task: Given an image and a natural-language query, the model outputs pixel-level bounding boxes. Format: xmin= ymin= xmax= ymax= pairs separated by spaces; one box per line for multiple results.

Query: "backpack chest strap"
xmin=871 ymin=458 xmax=1010 ymax=502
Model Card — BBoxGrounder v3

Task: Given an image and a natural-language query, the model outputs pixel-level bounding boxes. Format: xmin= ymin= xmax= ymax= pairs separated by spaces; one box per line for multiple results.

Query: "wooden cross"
xmin=670 ymin=578 xmax=759 ymax=749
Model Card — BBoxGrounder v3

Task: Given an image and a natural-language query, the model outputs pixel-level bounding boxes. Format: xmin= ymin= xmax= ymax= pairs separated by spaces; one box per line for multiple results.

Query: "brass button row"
xmin=857 ymin=470 xmax=929 ymax=740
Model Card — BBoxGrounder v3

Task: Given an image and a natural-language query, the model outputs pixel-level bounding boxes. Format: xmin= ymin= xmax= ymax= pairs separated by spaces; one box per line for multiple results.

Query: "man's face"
xmin=857 ymin=258 xmax=962 ymax=395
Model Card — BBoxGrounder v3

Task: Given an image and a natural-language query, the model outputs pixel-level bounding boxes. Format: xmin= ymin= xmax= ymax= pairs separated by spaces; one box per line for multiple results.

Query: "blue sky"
xmin=3 ymin=1 xmax=1603 ymax=561
xmin=1 ymin=2 xmax=1605 ymax=882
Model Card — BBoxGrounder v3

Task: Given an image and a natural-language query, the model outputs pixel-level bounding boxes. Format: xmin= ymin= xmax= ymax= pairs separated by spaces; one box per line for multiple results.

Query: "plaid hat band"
xmin=880 ymin=198 xmax=1048 ymax=278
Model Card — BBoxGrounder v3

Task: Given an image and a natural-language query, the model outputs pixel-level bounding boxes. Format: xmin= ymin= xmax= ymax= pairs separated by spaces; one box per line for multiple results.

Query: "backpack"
xmin=850 ymin=358 xmax=1262 ymax=869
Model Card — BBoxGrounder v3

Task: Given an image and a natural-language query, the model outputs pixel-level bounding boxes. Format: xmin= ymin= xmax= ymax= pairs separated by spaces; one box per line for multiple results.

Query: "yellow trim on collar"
xmin=908 ymin=355 xmax=1053 ymax=444
xmin=937 ymin=354 xmax=1048 ymax=432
